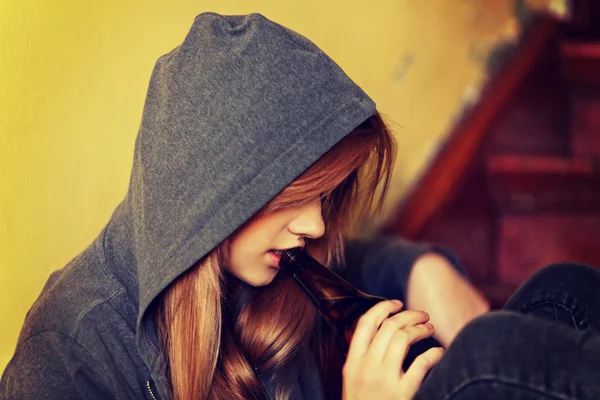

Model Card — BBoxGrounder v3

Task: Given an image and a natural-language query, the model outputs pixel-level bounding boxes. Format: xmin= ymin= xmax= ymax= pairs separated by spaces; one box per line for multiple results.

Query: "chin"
xmin=246 ymin=271 xmax=279 ymax=287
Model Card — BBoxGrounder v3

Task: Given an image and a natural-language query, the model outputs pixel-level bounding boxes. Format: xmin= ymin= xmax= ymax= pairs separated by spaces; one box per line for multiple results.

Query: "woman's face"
xmin=227 ymin=198 xmax=325 ymax=287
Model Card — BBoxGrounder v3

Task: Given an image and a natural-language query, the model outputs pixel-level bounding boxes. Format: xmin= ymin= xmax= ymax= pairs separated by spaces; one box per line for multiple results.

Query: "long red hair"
xmin=156 ymin=112 xmax=396 ymax=399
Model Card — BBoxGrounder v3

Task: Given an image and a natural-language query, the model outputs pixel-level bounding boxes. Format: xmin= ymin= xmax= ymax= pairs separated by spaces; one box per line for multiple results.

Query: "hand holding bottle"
xmin=342 ymin=300 xmax=444 ymax=400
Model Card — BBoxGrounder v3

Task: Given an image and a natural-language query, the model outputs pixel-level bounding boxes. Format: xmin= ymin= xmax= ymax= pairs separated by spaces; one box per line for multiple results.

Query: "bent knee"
xmin=525 ymin=262 xmax=600 ymax=291
xmin=447 ymin=312 xmax=549 ymax=373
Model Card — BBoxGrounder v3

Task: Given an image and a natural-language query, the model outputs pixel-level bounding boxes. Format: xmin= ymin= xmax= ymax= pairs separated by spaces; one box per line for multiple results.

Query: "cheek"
xmin=228 ymin=239 xmax=253 ymax=272
xmin=227 ymin=229 xmax=268 ymax=274
xmin=226 ymin=241 xmax=280 ymax=287
xmin=227 ymin=210 xmax=292 ymax=268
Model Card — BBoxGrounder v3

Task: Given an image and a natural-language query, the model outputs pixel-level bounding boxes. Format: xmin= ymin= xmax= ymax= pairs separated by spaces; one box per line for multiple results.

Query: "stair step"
xmin=570 ymin=95 xmax=600 ymax=156
xmin=561 ymin=42 xmax=600 ymax=156
xmin=486 ymin=154 xmax=600 ymax=213
xmin=497 ymin=214 xmax=600 ymax=285
xmin=561 ymin=42 xmax=600 ymax=86
xmin=487 ymin=154 xmax=594 ymax=173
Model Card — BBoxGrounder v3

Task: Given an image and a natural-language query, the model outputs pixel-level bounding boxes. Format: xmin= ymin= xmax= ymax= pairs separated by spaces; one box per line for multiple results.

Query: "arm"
xmin=1 ymin=331 xmax=113 ymax=399
xmin=407 ymin=252 xmax=489 ymax=348
xmin=339 ymin=236 xmax=489 ymax=348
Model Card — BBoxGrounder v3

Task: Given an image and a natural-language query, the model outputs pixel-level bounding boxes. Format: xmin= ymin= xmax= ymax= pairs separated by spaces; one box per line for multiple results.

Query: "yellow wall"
xmin=1 ymin=0 xmax=555 ymax=372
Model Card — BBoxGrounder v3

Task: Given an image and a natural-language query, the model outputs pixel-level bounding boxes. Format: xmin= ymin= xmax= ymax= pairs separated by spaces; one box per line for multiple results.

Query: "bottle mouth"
xmin=279 ymin=247 xmax=303 ymax=268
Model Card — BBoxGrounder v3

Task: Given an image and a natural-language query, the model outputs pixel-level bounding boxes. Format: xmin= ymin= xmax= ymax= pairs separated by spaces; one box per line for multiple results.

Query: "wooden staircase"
xmin=385 ymin=5 xmax=600 ymax=309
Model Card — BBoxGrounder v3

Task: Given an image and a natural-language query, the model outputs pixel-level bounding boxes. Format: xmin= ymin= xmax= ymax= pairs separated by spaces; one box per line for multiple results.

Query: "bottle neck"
xmin=280 ymin=248 xmax=359 ymax=306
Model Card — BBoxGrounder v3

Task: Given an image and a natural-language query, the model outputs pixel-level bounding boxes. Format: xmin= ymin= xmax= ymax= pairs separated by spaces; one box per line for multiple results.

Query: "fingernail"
xmin=392 ymin=299 xmax=403 ymax=305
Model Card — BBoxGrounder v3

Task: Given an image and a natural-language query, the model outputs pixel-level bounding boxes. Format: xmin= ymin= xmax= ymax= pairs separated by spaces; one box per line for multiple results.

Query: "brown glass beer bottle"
xmin=280 ymin=247 xmax=393 ymax=355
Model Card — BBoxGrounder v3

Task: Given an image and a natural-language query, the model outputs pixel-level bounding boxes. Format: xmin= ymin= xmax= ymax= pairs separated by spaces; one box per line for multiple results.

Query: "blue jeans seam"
xmin=519 ymin=300 xmax=579 ymax=330
xmin=442 ymin=374 xmax=580 ymax=400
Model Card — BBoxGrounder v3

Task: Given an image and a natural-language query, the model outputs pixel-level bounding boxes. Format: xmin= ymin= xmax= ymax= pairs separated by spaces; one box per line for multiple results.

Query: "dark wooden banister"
xmin=385 ymin=17 xmax=559 ymax=239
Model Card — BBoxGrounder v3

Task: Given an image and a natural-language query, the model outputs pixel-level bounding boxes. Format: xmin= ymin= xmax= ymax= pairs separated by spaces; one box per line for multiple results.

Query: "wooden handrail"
xmin=385 ymin=17 xmax=559 ymax=239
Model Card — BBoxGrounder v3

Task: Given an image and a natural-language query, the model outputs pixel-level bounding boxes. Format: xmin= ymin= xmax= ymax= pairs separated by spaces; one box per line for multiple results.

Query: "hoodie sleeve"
xmin=1 ymin=331 xmax=113 ymax=400
xmin=337 ymin=236 xmax=468 ymax=303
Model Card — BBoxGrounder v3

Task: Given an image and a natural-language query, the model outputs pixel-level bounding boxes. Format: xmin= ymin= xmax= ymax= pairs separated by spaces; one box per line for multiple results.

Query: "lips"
xmin=268 ymin=247 xmax=303 ymax=268
xmin=268 ymin=250 xmax=283 ymax=268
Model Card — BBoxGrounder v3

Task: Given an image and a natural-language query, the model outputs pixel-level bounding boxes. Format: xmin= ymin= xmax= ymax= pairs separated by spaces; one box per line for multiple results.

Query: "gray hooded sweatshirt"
xmin=1 ymin=12 xmax=465 ymax=400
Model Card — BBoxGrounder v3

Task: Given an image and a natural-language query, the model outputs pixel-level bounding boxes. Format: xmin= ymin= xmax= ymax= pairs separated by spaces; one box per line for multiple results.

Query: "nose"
xmin=287 ymin=199 xmax=326 ymax=240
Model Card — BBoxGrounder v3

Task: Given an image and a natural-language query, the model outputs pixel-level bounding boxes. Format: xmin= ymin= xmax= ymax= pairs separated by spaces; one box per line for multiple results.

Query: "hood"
xmin=105 ymin=11 xmax=376 ymax=372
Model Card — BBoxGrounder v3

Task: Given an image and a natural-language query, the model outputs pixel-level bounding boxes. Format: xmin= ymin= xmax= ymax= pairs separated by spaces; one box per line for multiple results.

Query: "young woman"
xmin=3 ymin=12 xmax=600 ymax=400
xmin=0 ymin=12 xmax=437 ymax=399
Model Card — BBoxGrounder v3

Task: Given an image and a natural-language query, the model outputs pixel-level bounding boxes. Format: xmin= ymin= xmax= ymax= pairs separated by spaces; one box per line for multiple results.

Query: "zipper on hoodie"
xmin=253 ymin=365 xmax=270 ymax=400
xmin=257 ymin=378 xmax=270 ymax=400
xmin=147 ymin=377 xmax=268 ymax=400
xmin=146 ymin=380 xmax=159 ymax=400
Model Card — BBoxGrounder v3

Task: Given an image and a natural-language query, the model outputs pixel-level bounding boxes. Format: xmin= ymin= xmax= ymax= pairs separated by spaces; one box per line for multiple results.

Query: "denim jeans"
xmin=414 ymin=262 xmax=600 ymax=399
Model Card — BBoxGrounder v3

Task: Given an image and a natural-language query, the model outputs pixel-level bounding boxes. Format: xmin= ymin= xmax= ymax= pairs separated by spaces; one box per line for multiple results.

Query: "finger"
xmin=346 ymin=300 xmax=403 ymax=363
xmin=382 ymin=323 xmax=435 ymax=372
xmin=391 ymin=309 xmax=430 ymax=329
xmin=365 ymin=311 xmax=430 ymax=363
xmin=400 ymin=347 xmax=445 ymax=396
